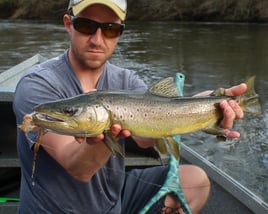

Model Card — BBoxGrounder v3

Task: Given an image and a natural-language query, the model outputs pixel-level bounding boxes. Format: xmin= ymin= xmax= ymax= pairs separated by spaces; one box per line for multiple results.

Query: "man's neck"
xmin=76 ymin=69 xmax=102 ymax=92
xmin=68 ymin=50 xmax=104 ymax=92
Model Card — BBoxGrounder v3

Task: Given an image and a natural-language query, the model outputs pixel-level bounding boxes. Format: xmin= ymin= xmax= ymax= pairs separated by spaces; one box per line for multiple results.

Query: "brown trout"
xmin=19 ymin=76 xmax=261 ymax=159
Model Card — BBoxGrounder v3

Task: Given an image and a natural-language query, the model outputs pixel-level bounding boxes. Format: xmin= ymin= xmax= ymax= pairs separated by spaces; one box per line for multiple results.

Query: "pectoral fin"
xmin=104 ymin=131 xmax=125 ymax=157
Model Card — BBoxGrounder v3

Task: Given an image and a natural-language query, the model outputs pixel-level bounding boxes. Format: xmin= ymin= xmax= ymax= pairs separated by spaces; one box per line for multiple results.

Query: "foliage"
xmin=0 ymin=0 xmax=18 ymax=18
xmin=1 ymin=0 xmax=268 ymax=21
xmin=127 ymin=0 xmax=268 ymax=21
xmin=10 ymin=0 xmax=68 ymax=19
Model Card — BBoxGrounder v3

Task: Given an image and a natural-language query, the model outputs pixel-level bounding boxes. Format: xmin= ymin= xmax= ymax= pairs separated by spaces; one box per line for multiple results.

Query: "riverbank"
xmin=1 ymin=0 xmax=268 ymax=22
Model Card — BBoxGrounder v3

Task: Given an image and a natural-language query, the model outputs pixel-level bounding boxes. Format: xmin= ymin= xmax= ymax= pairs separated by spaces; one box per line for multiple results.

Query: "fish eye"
xmin=63 ymin=106 xmax=79 ymax=116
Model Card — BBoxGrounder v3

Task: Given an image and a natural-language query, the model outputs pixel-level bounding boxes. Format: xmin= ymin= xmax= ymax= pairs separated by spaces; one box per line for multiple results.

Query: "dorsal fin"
xmin=149 ymin=77 xmax=181 ymax=97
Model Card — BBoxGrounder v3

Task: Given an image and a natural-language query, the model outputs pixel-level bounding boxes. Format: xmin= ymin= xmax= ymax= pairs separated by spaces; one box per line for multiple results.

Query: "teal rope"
xmin=139 ymin=73 xmax=192 ymax=214
xmin=139 ymin=155 xmax=192 ymax=214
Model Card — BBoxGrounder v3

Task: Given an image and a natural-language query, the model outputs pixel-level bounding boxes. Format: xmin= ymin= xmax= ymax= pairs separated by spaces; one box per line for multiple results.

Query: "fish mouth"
xmin=33 ymin=113 xmax=84 ymax=136
xmin=34 ymin=113 xmax=65 ymax=123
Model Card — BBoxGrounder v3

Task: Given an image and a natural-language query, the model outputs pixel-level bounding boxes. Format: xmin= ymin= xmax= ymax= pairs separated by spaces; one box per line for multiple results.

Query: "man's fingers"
xmin=75 ymin=137 xmax=85 ymax=144
xmin=75 ymin=124 xmax=131 ymax=145
xmin=110 ymin=124 xmax=131 ymax=138
xmin=220 ymin=100 xmax=236 ymax=129
xmin=110 ymin=124 xmax=121 ymax=137
xmin=224 ymin=83 xmax=247 ymax=97
xmin=75 ymin=134 xmax=104 ymax=144
xmin=223 ymin=129 xmax=240 ymax=138
xmin=228 ymin=100 xmax=244 ymax=119
xmin=119 ymin=130 xmax=131 ymax=138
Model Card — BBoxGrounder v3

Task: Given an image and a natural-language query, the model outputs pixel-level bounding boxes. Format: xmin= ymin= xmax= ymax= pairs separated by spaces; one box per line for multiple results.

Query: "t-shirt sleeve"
xmin=13 ymin=67 xmax=64 ymax=147
xmin=127 ymin=71 xmax=148 ymax=91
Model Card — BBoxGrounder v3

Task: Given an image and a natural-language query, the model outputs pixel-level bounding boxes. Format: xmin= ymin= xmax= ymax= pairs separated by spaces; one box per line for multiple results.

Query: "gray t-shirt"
xmin=13 ymin=51 xmax=147 ymax=213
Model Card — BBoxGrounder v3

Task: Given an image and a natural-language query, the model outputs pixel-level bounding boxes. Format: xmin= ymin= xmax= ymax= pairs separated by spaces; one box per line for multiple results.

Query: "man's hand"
xmin=75 ymin=124 xmax=131 ymax=144
xmin=195 ymin=82 xmax=247 ymax=138
xmin=219 ymin=83 xmax=247 ymax=138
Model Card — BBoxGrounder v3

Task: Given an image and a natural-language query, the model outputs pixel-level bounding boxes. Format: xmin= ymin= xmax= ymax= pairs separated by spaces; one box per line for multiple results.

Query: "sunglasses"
xmin=71 ymin=16 xmax=125 ymax=38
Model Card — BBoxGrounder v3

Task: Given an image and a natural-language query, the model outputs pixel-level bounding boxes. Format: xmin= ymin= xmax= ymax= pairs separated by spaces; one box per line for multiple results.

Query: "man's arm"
xmin=40 ymin=132 xmax=112 ymax=182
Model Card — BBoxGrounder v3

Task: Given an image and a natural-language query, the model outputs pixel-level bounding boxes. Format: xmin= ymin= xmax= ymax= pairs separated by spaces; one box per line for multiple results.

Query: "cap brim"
xmin=72 ymin=0 xmax=126 ymax=20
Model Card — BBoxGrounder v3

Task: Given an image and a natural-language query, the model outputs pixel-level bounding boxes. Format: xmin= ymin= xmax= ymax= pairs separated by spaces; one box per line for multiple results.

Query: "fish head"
xmin=32 ymin=94 xmax=111 ymax=137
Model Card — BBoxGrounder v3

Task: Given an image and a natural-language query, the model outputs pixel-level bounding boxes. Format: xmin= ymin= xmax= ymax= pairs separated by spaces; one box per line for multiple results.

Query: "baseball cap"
xmin=68 ymin=0 xmax=127 ymax=20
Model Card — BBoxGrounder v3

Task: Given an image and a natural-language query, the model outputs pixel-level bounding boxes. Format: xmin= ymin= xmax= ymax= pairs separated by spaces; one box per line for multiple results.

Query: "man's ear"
xmin=63 ymin=14 xmax=72 ymax=33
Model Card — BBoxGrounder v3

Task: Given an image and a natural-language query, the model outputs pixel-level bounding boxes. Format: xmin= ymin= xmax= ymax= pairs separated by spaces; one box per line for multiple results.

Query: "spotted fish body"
xmin=98 ymin=92 xmax=225 ymax=137
xmin=20 ymin=76 xmax=260 ymax=158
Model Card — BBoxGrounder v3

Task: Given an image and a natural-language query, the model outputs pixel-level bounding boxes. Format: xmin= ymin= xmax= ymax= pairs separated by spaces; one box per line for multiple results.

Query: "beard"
xmin=69 ymin=41 xmax=112 ymax=72
xmin=75 ymin=50 xmax=106 ymax=71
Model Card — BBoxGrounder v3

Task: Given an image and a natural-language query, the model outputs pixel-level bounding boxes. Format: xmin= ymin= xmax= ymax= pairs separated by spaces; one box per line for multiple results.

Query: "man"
xmin=13 ymin=0 xmax=246 ymax=213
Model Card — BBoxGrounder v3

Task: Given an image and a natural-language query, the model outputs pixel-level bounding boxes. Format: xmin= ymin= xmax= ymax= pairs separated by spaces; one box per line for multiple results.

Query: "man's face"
xmin=67 ymin=4 xmax=122 ymax=71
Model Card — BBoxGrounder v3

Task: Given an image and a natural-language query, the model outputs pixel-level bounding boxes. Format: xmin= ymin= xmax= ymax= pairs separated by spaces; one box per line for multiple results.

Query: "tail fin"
xmin=240 ymin=76 xmax=262 ymax=115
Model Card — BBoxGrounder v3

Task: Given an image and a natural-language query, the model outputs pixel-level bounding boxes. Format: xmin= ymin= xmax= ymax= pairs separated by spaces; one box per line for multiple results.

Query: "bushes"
xmin=0 ymin=0 xmax=18 ymax=18
xmin=187 ymin=0 xmax=268 ymax=21
xmin=3 ymin=0 xmax=68 ymax=19
xmin=127 ymin=0 xmax=268 ymax=21
xmin=1 ymin=0 xmax=268 ymax=21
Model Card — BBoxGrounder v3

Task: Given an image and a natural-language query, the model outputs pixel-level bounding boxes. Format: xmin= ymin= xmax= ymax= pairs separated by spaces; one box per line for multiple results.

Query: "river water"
xmin=0 ymin=19 xmax=268 ymax=203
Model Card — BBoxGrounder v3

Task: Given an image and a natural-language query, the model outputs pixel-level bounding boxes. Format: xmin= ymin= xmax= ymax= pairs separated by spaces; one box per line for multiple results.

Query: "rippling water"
xmin=0 ymin=19 xmax=267 ymax=202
